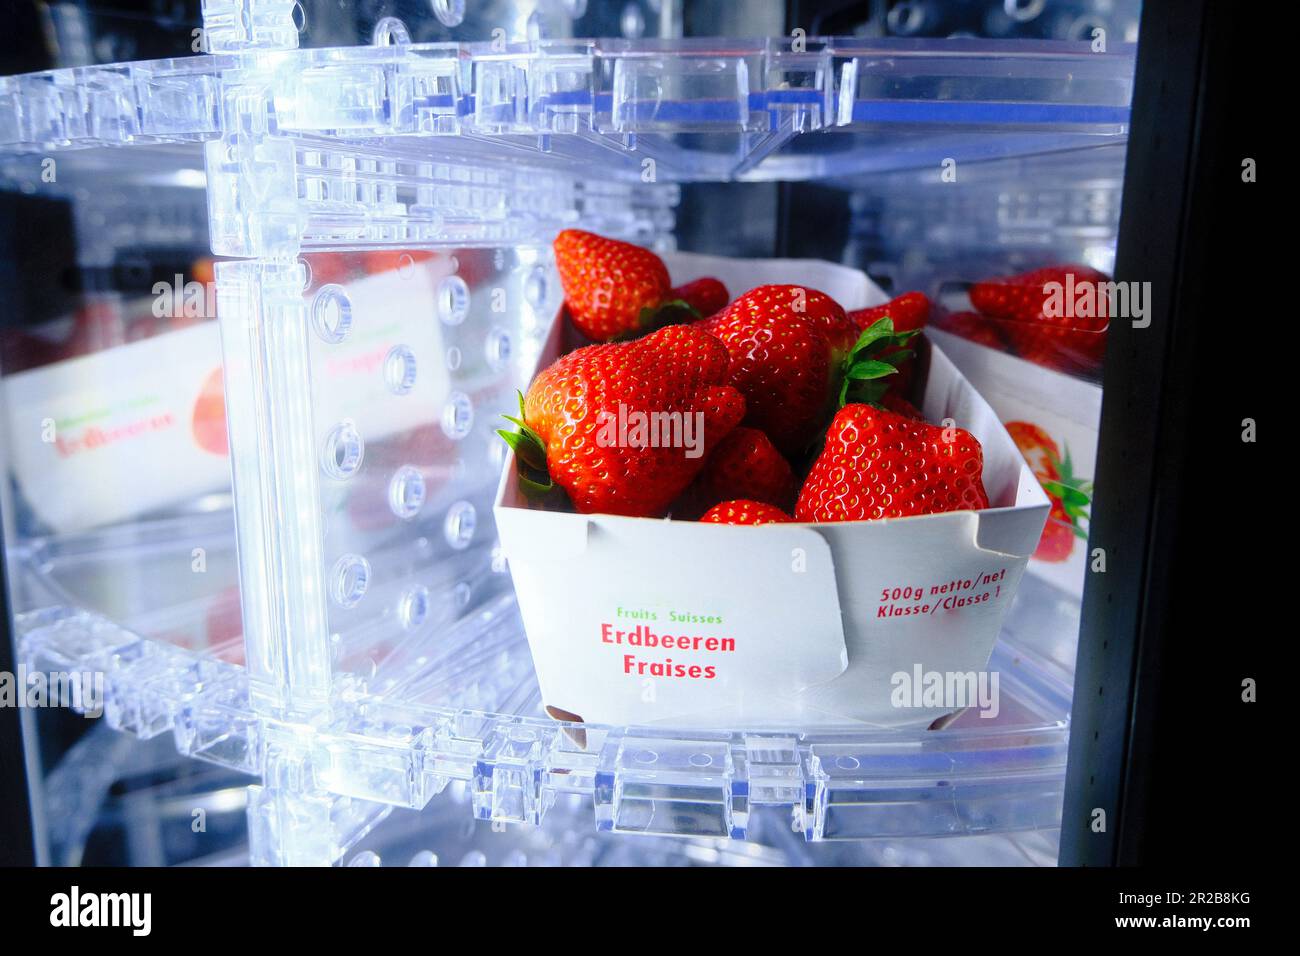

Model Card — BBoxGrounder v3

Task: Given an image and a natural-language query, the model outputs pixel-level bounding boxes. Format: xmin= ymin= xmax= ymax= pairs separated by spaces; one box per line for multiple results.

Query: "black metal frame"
xmin=0 ymin=506 xmax=37 ymax=866
xmin=1061 ymin=0 xmax=1266 ymax=866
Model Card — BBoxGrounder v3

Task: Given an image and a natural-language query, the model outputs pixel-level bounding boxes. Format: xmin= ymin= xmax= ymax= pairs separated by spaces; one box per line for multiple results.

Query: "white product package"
xmin=496 ymin=252 xmax=1050 ymax=729
xmin=5 ymin=263 xmax=450 ymax=533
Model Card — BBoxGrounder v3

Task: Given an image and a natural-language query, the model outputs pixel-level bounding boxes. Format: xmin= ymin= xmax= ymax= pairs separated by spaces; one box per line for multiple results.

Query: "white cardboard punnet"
xmin=495 ymin=252 xmax=1050 ymax=729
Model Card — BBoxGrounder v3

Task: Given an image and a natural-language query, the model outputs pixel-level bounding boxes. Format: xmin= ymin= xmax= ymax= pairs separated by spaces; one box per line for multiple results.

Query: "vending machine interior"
xmin=0 ymin=0 xmax=1263 ymax=869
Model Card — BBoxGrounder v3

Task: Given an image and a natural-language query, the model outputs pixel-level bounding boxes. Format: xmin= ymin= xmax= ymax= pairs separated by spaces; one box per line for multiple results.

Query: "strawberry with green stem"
xmin=1006 ymin=420 xmax=1092 ymax=562
xmin=498 ymin=324 xmax=746 ymax=517
xmin=698 ymin=285 xmax=854 ymax=456
xmin=837 ymin=316 xmax=921 ymax=408
xmin=1036 ymin=445 xmax=1092 ymax=562
xmin=553 ymin=230 xmax=724 ymax=341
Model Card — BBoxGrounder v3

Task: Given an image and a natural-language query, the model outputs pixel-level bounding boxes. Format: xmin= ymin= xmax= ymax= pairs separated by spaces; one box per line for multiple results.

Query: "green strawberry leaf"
xmin=517 ymin=471 xmax=556 ymax=499
xmin=1042 ymin=481 xmax=1091 ymax=510
xmin=844 ymin=379 xmax=891 ymax=407
xmin=835 ymin=317 xmax=924 ymax=408
xmin=846 ymin=359 xmax=900 ymax=381
xmin=497 ymin=389 xmax=554 ymax=497
xmin=848 ymin=316 xmax=898 ymax=353
xmin=497 ymin=427 xmax=546 ymax=473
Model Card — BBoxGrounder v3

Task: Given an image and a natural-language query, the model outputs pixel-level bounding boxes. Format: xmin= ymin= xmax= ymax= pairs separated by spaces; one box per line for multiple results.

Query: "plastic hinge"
xmin=202 ymin=0 xmax=301 ymax=54
xmin=595 ymin=733 xmax=742 ymax=839
xmin=472 ymin=725 xmax=548 ymax=824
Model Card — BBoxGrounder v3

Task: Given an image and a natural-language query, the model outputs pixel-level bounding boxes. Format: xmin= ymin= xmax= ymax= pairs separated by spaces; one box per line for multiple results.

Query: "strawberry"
xmin=848 ymin=292 xmax=932 ymax=396
xmin=795 ymin=404 xmax=989 ymax=522
xmin=938 ymin=310 xmax=1008 ymax=351
xmin=1005 ymin=421 xmax=1060 ymax=484
xmin=500 ymin=325 xmax=745 ymax=517
xmin=847 ymin=291 xmax=931 ymax=336
xmin=553 ymin=229 xmax=672 ymax=341
xmin=1034 ymin=498 xmax=1077 ymax=563
xmin=671 ymin=277 xmax=730 ymax=318
xmin=679 ymin=426 xmax=796 ymax=516
xmin=700 ymin=500 xmax=793 ymax=525
xmin=969 ymin=265 xmax=1110 ymax=375
xmin=1004 ymin=420 xmax=1092 ymax=562
xmin=698 ymin=285 xmax=858 ymax=455
xmin=969 ymin=265 xmax=1110 ymax=323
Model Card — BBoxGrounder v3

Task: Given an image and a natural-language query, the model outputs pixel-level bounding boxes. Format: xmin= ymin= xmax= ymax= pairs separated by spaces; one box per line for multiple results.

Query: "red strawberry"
xmin=553 ymin=229 xmax=671 ymax=341
xmin=847 ymin=291 xmax=931 ymax=335
xmin=880 ymin=392 xmax=926 ymax=422
xmin=1005 ymin=421 xmax=1060 ymax=484
xmin=969 ymin=265 xmax=1109 ymax=375
xmin=969 ymin=265 xmax=1110 ymax=323
xmin=1004 ymin=421 xmax=1091 ymax=561
xmin=939 ymin=310 xmax=1008 ymax=351
xmin=671 ymin=277 xmax=730 ymax=318
xmin=1034 ymin=497 xmax=1076 ymax=562
xmin=700 ymin=500 xmax=793 ymax=525
xmin=501 ymin=325 xmax=745 ymax=517
xmin=698 ymin=285 xmax=855 ymax=455
xmin=795 ymin=404 xmax=989 ymax=522
xmin=680 ymin=426 xmax=796 ymax=516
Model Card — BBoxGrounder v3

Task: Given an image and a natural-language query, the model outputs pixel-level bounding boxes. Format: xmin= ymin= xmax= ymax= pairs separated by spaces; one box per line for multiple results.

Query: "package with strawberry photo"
xmin=495 ymin=233 xmax=1051 ymax=730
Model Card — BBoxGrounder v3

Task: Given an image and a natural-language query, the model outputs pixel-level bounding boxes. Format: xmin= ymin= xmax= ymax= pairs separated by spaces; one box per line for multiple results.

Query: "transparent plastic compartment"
xmin=2 ymin=35 xmax=1133 ymax=185
xmin=14 ymin=511 xmax=1075 ymax=860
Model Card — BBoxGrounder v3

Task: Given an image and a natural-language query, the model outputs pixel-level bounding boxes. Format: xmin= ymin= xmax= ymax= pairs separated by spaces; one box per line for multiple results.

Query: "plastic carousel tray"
xmin=0 ymin=36 xmax=1133 ymax=184
xmin=14 ymin=512 xmax=1074 ymax=844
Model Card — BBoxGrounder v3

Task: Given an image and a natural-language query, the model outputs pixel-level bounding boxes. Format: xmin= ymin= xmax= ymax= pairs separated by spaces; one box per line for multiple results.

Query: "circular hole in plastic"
xmin=321 ymin=421 xmax=364 ymax=479
xmin=633 ymin=749 xmax=657 ymax=764
xmin=431 ymin=0 xmax=465 ymax=28
xmin=291 ymin=1 xmax=308 ymax=33
xmin=436 ymin=275 xmax=470 ymax=325
xmin=835 ymin=755 xmax=861 ymax=771
xmin=388 ymin=465 xmax=426 ymax=519
xmin=485 ymin=327 xmax=513 ymax=370
xmin=297 ymin=256 xmax=314 ymax=290
xmin=1067 ymin=15 xmax=1104 ymax=40
xmin=331 ymin=554 xmax=371 ymax=608
xmin=445 ymin=346 xmax=462 ymax=371
xmin=443 ymin=501 xmax=476 ymax=550
xmin=396 ymin=252 xmax=417 ymax=279
xmin=523 ymin=266 xmax=549 ymax=308
xmin=688 ymin=753 xmax=713 ymax=768
xmin=312 ymin=285 xmax=353 ymax=343
xmin=440 ymin=391 xmax=473 ymax=440
xmin=384 ymin=345 xmax=417 ymax=395
xmin=372 ymin=16 xmax=411 ymax=46
xmin=1004 ymin=0 xmax=1046 ymax=23
xmin=399 ymin=585 xmax=431 ymax=631
xmin=886 ymin=1 xmax=924 ymax=34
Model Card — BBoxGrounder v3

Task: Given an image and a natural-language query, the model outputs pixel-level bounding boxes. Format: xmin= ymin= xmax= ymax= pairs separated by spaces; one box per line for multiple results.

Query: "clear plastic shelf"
xmin=13 ymin=513 xmax=1074 ymax=857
